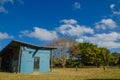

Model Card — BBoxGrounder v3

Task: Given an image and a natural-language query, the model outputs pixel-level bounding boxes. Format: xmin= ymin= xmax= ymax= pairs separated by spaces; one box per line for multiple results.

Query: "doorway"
xmin=34 ymin=57 xmax=40 ymax=72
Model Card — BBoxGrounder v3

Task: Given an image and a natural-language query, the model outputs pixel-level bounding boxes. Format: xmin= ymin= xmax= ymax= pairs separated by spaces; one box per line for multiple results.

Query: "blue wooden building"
xmin=0 ymin=40 xmax=56 ymax=73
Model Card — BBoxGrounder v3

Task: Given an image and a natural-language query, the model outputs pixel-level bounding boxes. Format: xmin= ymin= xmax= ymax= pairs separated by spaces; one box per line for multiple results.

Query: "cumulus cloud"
xmin=113 ymin=10 xmax=120 ymax=15
xmin=76 ymin=38 xmax=83 ymax=43
xmin=20 ymin=19 xmax=94 ymax=41
xmin=110 ymin=4 xmax=115 ymax=10
xmin=95 ymin=18 xmax=117 ymax=30
xmin=73 ymin=2 xmax=80 ymax=9
xmin=0 ymin=32 xmax=13 ymax=40
xmin=58 ymin=19 xmax=94 ymax=37
xmin=110 ymin=3 xmax=120 ymax=15
xmin=20 ymin=27 xmax=58 ymax=41
xmin=76 ymin=32 xmax=120 ymax=49
xmin=60 ymin=19 xmax=77 ymax=25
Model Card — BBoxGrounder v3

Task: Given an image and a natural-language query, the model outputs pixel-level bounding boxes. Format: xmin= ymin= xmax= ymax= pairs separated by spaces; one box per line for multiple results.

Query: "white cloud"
xmin=18 ymin=0 xmax=24 ymax=5
xmin=73 ymin=2 xmax=80 ymax=9
xmin=0 ymin=6 xmax=8 ymax=13
xmin=76 ymin=38 xmax=83 ymax=43
xmin=20 ymin=27 xmax=58 ymax=41
xmin=110 ymin=4 xmax=115 ymax=10
xmin=113 ymin=10 xmax=120 ymax=15
xmin=0 ymin=0 xmax=14 ymax=5
xmin=0 ymin=0 xmax=22 ymax=5
xmin=60 ymin=19 xmax=77 ymax=25
xmin=95 ymin=18 xmax=117 ymax=30
xmin=0 ymin=32 xmax=13 ymax=40
xmin=76 ymin=32 xmax=120 ymax=49
xmin=0 ymin=0 xmax=23 ymax=13
xmin=20 ymin=19 xmax=94 ymax=41
xmin=110 ymin=3 xmax=120 ymax=15
xmin=58 ymin=19 xmax=94 ymax=37
xmin=0 ymin=0 xmax=12 ymax=13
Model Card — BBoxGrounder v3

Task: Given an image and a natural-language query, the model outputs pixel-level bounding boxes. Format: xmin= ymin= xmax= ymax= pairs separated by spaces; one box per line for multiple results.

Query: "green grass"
xmin=0 ymin=67 xmax=120 ymax=80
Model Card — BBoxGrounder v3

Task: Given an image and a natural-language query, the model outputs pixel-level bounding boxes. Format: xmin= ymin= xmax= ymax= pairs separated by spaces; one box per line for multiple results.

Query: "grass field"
xmin=0 ymin=67 xmax=120 ymax=80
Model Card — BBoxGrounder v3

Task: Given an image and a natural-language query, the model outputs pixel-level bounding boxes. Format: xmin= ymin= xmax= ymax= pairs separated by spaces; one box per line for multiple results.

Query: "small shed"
xmin=0 ymin=40 xmax=56 ymax=73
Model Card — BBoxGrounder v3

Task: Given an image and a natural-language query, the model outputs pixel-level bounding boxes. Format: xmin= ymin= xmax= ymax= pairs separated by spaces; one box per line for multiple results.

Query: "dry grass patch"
xmin=0 ymin=67 xmax=120 ymax=80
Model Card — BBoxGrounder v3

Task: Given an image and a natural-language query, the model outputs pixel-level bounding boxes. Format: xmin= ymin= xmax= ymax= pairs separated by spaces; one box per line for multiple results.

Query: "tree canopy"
xmin=47 ymin=37 xmax=117 ymax=68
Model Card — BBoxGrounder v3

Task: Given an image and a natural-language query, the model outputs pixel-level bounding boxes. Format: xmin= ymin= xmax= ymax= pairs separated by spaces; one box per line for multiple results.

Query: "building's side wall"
xmin=0 ymin=48 xmax=20 ymax=72
xmin=20 ymin=46 xmax=50 ymax=73
xmin=11 ymin=52 xmax=19 ymax=72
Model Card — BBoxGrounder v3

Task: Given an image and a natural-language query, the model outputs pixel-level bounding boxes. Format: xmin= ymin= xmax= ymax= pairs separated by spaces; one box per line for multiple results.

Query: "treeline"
xmin=48 ymin=37 xmax=120 ymax=68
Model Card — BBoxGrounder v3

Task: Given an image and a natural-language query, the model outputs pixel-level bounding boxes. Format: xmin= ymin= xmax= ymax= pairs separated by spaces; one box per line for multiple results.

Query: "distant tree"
xmin=98 ymin=48 xmax=110 ymax=70
xmin=69 ymin=44 xmax=80 ymax=60
xmin=85 ymin=45 xmax=99 ymax=66
xmin=48 ymin=38 xmax=115 ymax=69
xmin=69 ymin=42 xmax=98 ymax=67
xmin=111 ymin=52 xmax=120 ymax=66
xmin=85 ymin=47 xmax=112 ymax=70
xmin=109 ymin=54 xmax=116 ymax=66
xmin=47 ymin=37 xmax=75 ymax=68
xmin=78 ymin=42 xmax=97 ymax=66
xmin=69 ymin=42 xmax=114 ymax=69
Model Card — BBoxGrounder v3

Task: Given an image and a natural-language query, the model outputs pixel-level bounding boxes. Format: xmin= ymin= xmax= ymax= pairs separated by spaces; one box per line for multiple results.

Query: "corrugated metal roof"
xmin=0 ymin=40 xmax=57 ymax=56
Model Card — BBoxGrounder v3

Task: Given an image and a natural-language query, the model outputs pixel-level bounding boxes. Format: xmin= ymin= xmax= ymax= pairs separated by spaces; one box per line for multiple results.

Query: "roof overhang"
xmin=0 ymin=40 xmax=57 ymax=56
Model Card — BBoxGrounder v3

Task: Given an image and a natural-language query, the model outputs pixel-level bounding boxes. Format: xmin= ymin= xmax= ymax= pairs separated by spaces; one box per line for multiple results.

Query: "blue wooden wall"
xmin=20 ymin=46 xmax=50 ymax=73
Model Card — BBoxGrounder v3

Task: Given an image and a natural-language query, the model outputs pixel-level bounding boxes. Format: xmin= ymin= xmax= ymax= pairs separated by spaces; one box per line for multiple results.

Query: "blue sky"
xmin=0 ymin=0 xmax=120 ymax=53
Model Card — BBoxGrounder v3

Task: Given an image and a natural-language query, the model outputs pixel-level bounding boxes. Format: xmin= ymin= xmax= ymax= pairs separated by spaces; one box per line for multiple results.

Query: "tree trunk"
xmin=76 ymin=65 xmax=78 ymax=71
xmin=96 ymin=63 xmax=100 ymax=68
xmin=103 ymin=65 xmax=105 ymax=70
xmin=62 ymin=63 xmax=65 ymax=68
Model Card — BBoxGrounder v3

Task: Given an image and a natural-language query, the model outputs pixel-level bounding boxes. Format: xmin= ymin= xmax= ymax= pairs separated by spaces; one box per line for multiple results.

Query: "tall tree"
xmin=47 ymin=37 xmax=74 ymax=68
xmin=98 ymin=48 xmax=110 ymax=70
xmin=69 ymin=44 xmax=80 ymax=60
xmin=69 ymin=42 xmax=114 ymax=69
xmin=69 ymin=42 xmax=98 ymax=66
xmin=111 ymin=52 xmax=120 ymax=66
xmin=78 ymin=42 xmax=97 ymax=66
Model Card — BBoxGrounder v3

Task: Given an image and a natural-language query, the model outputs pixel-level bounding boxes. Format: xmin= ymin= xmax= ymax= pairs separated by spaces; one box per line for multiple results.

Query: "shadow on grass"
xmin=0 ymin=68 xmax=17 ymax=73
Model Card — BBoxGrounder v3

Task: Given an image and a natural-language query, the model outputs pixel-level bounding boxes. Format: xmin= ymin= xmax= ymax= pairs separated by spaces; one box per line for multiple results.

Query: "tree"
xmin=109 ymin=54 xmax=116 ymax=66
xmin=47 ymin=37 xmax=74 ymax=68
xmin=69 ymin=42 xmax=114 ymax=69
xmin=69 ymin=44 xmax=80 ymax=60
xmin=49 ymin=39 xmax=115 ymax=69
xmin=69 ymin=42 xmax=98 ymax=67
xmin=78 ymin=42 xmax=97 ymax=66
xmin=111 ymin=52 xmax=120 ymax=66
xmin=85 ymin=46 xmax=99 ymax=66
xmin=98 ymin=48 xmax=110 ymax=70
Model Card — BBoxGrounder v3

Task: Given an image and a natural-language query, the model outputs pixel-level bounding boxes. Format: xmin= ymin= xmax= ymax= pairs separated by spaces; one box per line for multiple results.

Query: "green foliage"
xmin=111 ymin=52 xmax=120 ymax=66
xmin=66 ymin=59 xmax=83 ymax=68
xmin=52 ymin=58 xmax=62 ymax=68
xmin=109 ymin=54 xmax=116 ymax=66
xmin=69 ymin=42 xmax=116 ymax=68
xmin=48 ymin=37 xmax=117 ymax=68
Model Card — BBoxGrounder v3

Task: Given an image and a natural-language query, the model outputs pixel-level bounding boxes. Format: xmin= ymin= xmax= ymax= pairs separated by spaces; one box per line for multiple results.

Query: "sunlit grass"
xmin=0 ymin=67 xmax=120 ymax=80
